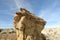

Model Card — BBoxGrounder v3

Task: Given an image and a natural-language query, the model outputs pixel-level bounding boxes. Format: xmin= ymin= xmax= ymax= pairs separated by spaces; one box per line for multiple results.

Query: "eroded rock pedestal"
xmin=14 ymin=8 xmax=46 ymax=40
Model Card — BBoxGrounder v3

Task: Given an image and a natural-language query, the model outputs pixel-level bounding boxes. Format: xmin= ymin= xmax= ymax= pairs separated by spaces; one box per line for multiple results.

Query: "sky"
xmin=0 ymin=0 xmax=60 ymax=28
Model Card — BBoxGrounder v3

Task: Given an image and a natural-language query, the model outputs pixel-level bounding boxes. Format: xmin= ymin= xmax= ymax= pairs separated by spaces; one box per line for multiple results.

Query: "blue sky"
xmin=0 ymin=0 xmax=60 ymax=28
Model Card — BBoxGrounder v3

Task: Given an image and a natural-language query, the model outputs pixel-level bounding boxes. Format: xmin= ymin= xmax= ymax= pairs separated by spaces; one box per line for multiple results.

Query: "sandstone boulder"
xmin=14 ymin=8 xmax=46 ymax=40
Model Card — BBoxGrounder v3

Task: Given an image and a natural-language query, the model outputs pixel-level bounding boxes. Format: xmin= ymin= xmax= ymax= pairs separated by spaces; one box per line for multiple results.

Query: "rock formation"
xmin=14 ymin=8 xmax=46 ymax=40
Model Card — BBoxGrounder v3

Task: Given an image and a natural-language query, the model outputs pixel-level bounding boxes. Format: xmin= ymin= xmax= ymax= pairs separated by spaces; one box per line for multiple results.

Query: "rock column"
xmin=14 ymin=8 xmax=46 ymax=40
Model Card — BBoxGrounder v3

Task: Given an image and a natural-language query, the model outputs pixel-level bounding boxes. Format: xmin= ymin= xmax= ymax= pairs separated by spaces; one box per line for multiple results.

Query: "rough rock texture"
xmin=14 ymin=8 xmax=46 ymax=40
xmin=42 ymin=28 xmax=60 ymax=40
xmin=0 ymin=28 xmax=60 ymax=40
xmin=0 ymin=29 xmax=46 ymax=40
xmin=0 ymin=29 xmax=16 ymax=40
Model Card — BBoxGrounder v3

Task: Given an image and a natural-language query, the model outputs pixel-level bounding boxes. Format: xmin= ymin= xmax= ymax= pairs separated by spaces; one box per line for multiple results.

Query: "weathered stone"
xmin=14 ymin=8 xmax=46 ymax=40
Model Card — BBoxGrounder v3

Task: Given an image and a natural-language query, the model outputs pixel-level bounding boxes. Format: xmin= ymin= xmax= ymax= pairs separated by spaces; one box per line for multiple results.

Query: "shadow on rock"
xmin=41 ymin=33 xmax=46 ymax=40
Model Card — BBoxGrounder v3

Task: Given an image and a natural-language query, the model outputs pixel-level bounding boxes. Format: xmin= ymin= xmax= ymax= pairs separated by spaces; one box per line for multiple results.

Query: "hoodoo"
xmin=14 ymin=8 xmax=46 ymax=40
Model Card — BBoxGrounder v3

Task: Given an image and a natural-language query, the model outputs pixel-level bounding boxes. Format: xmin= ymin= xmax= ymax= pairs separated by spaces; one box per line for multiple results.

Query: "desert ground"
xmin=0 ymin=28 xmax=60 ymax=40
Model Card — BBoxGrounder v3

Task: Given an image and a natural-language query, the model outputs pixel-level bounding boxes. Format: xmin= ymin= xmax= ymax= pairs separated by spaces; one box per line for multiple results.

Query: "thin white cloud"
xmin=0 ymin=0 xmax=19 ymax=16
xmin=14 ymin=0 xmax=33 ymax=12
xmin=5 ymin=0 xmax=18 ymax=10
xmin=38 ymin=0 xmax=60 ymax=28
xmin=14 ymin=0 xmax=20 ymax=8
xmin=0 ymin=0 xmax=33 ymax=16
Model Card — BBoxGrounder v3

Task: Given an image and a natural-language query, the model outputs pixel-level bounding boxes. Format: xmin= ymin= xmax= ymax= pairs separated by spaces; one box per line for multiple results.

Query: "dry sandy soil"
xmin=0 ymin=28 xmax=16 ymax=40
xmin=42 ymin=28 xmax=60 ymax=40
xmin=0 ymin=28 xmax=60 ymax=40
